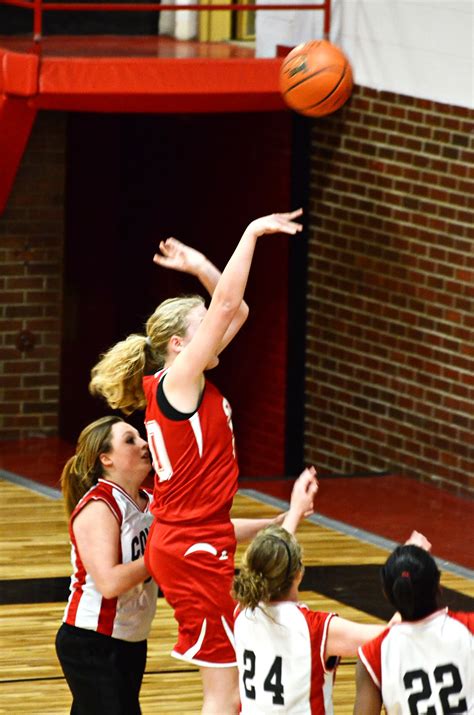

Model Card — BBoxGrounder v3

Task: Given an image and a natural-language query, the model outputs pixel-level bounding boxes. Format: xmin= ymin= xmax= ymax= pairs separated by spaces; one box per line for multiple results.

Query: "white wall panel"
xmin=256 ymin=0 xmax=474 ymax=108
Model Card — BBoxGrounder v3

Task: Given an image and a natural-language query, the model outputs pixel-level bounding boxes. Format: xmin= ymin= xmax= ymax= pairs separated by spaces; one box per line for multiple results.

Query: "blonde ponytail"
xmin=89 ymin=334 xmax=156 ymax=415
xmin=89 ymin=295 xmax=204 ymax=415
xmin=233 ymin=565 xmax=271 ymax=611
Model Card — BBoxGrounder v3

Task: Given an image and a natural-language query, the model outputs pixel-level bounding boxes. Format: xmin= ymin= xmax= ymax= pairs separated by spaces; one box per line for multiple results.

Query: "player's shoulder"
xmin=73 ymin=479 xmax=111 ymax=510
xmin=143 ymin=368 xmax=165 ymax=401
xmin=143 ymin=371 xmax=159 ymax=388
xmin=447 ymin=610 xmax=474 ymax=634
xmin=357 ymin=625 xmax=391 ymax=689
xmin=83 ymin=480 xmax=123 ymax=520
xmin=70 ymin=489 xmax=118 ymax=529
xmin=297 ymin=603 xmax=335 ymax=629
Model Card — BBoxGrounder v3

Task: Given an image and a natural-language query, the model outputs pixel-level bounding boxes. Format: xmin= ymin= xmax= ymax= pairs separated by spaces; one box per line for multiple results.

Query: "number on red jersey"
xmin=145 ymin=419 xmax=173 ymax=482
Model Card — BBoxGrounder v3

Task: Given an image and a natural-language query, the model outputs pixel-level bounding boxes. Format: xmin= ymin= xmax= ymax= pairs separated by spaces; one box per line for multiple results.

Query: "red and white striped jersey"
xmin=63 ymin=479 xmax=157 ymax=642
xmin=234 ymin=601 xmax=338 ymax=714
xmin=143 ymin=369 xmax=239 ymax=524
xmin=359 ymin=608 xmax=474 ymax=714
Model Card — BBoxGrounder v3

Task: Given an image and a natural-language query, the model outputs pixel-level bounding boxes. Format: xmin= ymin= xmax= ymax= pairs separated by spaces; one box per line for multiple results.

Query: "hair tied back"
xmin=401 ymin=570 xmax=411 ymax=579
xmin=278 ymin=537 xmax=293 ymax=581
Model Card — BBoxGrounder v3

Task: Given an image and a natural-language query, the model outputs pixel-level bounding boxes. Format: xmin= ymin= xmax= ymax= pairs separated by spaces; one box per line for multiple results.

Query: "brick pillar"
xmin=0 ymin=112 xmax=66 ymax=440
xmin=305 ymin=86 xmax=473 ymax=494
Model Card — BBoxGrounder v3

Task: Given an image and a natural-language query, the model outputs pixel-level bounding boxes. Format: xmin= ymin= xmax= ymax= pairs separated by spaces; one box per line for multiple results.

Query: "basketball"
xmin=279 ymin=40 xmax=353 ymax=117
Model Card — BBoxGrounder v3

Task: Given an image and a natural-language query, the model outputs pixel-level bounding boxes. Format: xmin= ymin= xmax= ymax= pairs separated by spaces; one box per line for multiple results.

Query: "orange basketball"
xmin=279 ymin=40 xmax=353 ymax=117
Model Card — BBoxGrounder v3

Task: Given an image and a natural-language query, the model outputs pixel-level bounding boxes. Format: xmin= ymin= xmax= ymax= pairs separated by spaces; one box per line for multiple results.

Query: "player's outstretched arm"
xmin=282 ymin=465 xmax=318 ymax=535
xmin=404 ymin=530 xmax=432 ymax=551
xmin=162 ymin=209 xmax=303 ymax=405
xmin=153 ymin=237 xmax=249 ymax=354
xmin=231 ymin=501 xmax=315 ymax=542
xmin=326 ymin=617 xmax=386 ymax=659
xmin=232 ymin=465 xmax=317 ymax=542
xmin=232 ymin=515 xmax=281 ymax=543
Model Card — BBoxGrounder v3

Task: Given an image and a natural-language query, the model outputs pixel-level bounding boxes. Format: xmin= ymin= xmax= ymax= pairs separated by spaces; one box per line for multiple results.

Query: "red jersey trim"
xmin=98 ymin=478 xmax=151 ymax=514
xmin=65 ymin=544 xmax=86 ymax=626
xmin=358 ymin=645 xmax=382 ymax=690
xmin=448 ymin=609 xmax=474 ymax=634
xmin=358 ymin=626 xmax=390 ymax=690
xmin=96 ymin=596 xmax=119 ymax=635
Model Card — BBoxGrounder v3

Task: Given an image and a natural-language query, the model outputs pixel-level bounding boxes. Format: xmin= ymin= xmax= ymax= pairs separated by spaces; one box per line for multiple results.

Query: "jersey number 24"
xmin=243 ymin=650 xmax=285 ymax=706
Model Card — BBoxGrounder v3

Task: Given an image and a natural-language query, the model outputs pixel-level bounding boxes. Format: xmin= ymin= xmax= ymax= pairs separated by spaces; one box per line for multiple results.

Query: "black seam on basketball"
xmin=302 ymin=61 xmax=349 ymax=110
xmin=281 ymin=40 xmax=322 ymax=70
xmin=283 ymin=62 xmax=345 ymax=96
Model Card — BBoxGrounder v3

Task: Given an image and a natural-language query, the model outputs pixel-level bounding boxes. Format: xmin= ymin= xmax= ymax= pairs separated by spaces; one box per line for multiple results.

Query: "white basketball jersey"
xmin=63 ymin=478 xmax=158 ymax=642
xmin=359 ymin=608 xmax=474 ymax=715
xmin=234 ymin=601 xmax=337 ymax=714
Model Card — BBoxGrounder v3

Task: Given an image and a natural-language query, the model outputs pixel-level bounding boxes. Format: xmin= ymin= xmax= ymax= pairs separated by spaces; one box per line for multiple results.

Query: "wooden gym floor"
xmin=0 ymin=458 xmax=473 ymax=714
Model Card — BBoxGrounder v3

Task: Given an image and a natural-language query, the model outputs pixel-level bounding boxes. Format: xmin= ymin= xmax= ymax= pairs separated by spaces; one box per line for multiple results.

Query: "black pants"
xmin=56 ymin=623 xmax=147 ymax=715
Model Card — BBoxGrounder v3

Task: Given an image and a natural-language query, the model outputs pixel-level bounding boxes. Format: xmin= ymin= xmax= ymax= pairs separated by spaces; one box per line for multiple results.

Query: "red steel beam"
xmin=0 ymin=1 xmax=327 ymax=9
xmin=0 ymin=0 xmax=331 ymax=40
xmin=1 ymin=0 xmax=34 ymax=7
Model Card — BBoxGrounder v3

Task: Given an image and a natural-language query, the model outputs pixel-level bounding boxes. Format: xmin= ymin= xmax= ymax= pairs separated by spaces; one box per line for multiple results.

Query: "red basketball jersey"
xmin=143 ymin=369 xmax=239 ymax=524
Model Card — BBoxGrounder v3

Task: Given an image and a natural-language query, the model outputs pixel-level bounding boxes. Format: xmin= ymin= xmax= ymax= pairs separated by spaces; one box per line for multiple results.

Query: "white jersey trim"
xmin=184 ymin=542 xmax=218 ymax=557
xmin=98 ymin=478 xmax=150 ymax=512
xmin=189 ymin=412 xmax=203 ymax=457
xmin=183 ymin=617 xmax=207 ymax=660
xmin=171 ymin=650 xmax=238 ymax=668
xmin=221 ymin=615 xmax=236 ymax=650
xmin=321 ymin=612 xmax=337 ymax=675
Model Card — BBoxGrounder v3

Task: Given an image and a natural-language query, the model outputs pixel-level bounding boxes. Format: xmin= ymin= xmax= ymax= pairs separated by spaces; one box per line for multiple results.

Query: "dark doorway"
xmin=60 ymin=110 xmax=303 ymax=477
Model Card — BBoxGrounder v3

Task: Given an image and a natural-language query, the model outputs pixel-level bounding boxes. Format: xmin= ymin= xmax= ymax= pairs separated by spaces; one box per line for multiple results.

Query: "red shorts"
xmin=145 ymin=519 xmax=237 ymax=667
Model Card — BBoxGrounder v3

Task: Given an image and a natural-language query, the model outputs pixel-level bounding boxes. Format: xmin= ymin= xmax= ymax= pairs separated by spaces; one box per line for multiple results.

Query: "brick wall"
xmin=306 ymin=86 xmax=473 ymax=495
xmin=0 ymin=112 xmax=66 ymax=440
